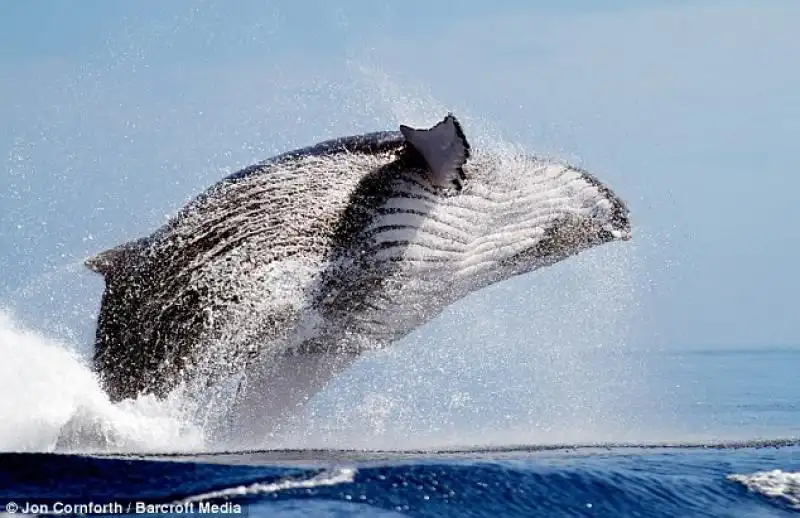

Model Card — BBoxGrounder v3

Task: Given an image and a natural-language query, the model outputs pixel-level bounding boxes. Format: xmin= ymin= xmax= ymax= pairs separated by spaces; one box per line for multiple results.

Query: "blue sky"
xmin=1 ymin=0 xmax=799 ymax=355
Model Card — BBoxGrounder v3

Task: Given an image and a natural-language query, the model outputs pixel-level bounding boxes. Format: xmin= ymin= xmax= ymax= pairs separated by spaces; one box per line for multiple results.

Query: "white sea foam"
xmin=0 ymin=309 xmax=204 ymax=453
xmin=178 ymin=467 xmax=356 ymax=503
xmin=728 ymin=470 xmax=800 ymax=509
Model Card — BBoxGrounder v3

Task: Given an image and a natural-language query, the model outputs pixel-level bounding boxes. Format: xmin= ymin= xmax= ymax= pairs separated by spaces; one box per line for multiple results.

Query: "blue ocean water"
xmin=1 ymin=348 xmax=798 ymax=517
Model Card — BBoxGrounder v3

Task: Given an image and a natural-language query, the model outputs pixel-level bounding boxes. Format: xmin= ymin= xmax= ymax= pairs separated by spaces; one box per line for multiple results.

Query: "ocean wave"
xmin=728 ymin=470 xmax=800 ymax=510
xmin=5 ymin=449 xmax=799 ymax=517
xmin=179 ymin=467 xmax=356 ymax=503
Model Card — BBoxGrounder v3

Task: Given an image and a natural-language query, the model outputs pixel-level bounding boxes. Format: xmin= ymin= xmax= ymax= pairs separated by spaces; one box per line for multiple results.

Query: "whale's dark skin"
xmin=86 ymin=115 xmax=631 ymax=421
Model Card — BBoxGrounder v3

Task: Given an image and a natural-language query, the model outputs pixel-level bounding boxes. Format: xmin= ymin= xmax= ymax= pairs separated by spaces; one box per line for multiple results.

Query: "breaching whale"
xmin=85 ymin=114 xmax=630 ymax=439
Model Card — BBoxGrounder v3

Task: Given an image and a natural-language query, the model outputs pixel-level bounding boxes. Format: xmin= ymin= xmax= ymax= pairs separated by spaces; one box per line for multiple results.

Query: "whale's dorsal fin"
xmin=400 ymin=114 xmax=471 ymax=191
xmin=85 ymin=237 xmax=149 ymax=278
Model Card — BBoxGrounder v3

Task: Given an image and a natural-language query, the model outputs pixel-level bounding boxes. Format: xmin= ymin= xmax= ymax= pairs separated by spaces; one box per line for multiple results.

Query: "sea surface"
xmin=1 ymin=347 xmax=798 ymax=517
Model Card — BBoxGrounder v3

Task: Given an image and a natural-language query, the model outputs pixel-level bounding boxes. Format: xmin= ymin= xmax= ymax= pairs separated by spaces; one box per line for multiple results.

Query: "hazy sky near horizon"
xmin=1 ymin=0 xmax=799 ymax=353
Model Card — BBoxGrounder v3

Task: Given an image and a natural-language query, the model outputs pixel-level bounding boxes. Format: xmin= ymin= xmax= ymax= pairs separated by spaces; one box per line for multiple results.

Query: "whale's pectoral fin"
xmin=399 ymin=113 xmax=471 ymax=191
xmin=85 ymin=237 xmax=149 ymax=278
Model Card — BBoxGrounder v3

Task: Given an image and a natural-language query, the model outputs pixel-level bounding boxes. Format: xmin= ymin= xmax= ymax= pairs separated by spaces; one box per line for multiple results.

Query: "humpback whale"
xmin=86 ymin=114 xmax=630 ymax=439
